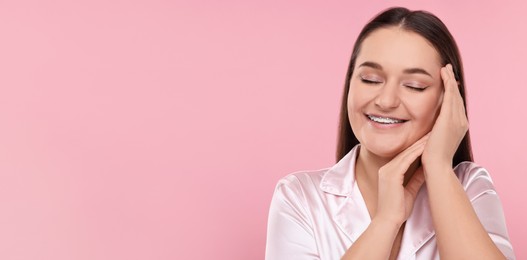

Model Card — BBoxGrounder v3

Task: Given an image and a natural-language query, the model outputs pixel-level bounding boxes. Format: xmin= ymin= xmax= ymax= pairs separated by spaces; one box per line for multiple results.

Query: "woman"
xmin=265 ymin=7 xmax=515 ymax=260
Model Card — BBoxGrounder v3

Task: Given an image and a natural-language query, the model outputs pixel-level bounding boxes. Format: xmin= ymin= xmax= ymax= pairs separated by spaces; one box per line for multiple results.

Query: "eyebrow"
xmin=358 ymin=61 xmax=433 ymax=78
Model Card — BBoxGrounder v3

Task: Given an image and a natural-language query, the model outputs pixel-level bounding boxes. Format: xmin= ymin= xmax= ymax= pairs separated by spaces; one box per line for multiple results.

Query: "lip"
xmin=365 ymin=113 xmax=408 ymax=129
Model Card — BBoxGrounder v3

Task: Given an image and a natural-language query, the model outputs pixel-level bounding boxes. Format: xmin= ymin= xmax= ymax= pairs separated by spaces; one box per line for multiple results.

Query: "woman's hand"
xmin=375 ymin=134 xmax=428 ymax=227
xmin=345 ymin=136 xmax=428 ymax=259
xmin=419 ymin=65 xmax=508 ymax=259
xmin=422 ymin=64 xmax=468 ymax=168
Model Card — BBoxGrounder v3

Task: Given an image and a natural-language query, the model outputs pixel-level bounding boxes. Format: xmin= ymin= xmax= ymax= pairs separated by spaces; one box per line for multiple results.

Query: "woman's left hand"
xmin=422 ymin=64 xmax=468 ymax=168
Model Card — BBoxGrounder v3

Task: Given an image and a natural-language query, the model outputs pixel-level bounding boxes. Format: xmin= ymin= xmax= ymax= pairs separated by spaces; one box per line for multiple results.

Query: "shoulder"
xmin=268 ymin=168 xmax=331 ymax=226
xmin=273 ymin=168 xmax=330 ymax=196
xmin=453 ymin=161 xmax=497 ymax=202
xmin=270 ymin=166 xmax=338 ymax=213
xmin=267 ymin=170 xmax=330 ymax=259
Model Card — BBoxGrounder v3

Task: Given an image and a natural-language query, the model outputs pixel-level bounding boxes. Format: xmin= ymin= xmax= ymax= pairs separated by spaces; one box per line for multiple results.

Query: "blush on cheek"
xmin=422 ymin=110 xmax=440 ymax=134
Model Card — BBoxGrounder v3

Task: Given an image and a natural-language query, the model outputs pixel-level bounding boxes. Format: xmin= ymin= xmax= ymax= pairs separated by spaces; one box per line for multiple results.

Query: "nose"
xmin=374 ymin=83 xmax=400 ymax=110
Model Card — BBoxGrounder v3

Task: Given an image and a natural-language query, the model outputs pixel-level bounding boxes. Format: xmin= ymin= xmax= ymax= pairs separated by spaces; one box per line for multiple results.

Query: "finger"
xmin=440 ymin=65 xmax=451 ymax=87
xmin=447 ymin=64 xmax=458 ymax=83
xmin=444 ymin=64 xmax=467 ymax=115
xmin=446 ymin=64 xmax=464 ymax=97
xmin=439 ymin=66 xmax=452 ymax=110
xmin=414 ymin=132 xmax=431 ymax=145
xmin=400 ymin=133 xmax=430 ymax=153
xmin=405 ymin=167 xmax=425 ymax=200
xmin=399 ymin=142 xmax=425 ymax=165
xmin=441 ymin=64 xmax=456 ymax=93
xmin=394 ymin=133 xmax=429 ymax=160
xmin=448 ymin=65 xmax=467 ymax=112
xmin=439 ymin=65 xmax=462 ymax=117
xmin=379 ymin=134 xmax=430 ymax=178
xmin=389 ymin=141 xmax=426 ymax=173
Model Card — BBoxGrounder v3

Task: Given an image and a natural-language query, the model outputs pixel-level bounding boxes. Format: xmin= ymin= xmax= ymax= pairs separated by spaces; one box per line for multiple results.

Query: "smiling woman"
xmin=265 ymin=7 xmax=515 ymax=260
xmin=348 ymin=27 xmax=444 ymax=159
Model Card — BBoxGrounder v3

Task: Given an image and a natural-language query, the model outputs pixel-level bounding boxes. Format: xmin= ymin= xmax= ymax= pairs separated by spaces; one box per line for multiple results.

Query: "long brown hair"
xmin=336 ymin=7 xmax=473 ymax=165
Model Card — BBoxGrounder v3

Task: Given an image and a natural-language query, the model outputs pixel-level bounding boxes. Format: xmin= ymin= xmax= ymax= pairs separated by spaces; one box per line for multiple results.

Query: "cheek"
xmin=347 ymin=85 xmax=363 ymax=131
xmin=347 ymin=84 xmax=365 ymax=119
xmin=347 ymin=90 xmax=358 ymax=126
xmin=408 ymin=92 xmax=442 ymax=130
xmin=347 ymin=83 xmax=374 ymax=143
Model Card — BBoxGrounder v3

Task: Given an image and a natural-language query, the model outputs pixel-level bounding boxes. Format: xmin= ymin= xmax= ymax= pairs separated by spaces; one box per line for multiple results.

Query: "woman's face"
xmin=348 ymin=27 xmax=444 ymax=159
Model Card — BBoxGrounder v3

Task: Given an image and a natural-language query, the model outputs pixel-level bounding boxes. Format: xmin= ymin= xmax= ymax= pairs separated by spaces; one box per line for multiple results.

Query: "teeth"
xmin=368 ymin=115 xmax=404 ymax=124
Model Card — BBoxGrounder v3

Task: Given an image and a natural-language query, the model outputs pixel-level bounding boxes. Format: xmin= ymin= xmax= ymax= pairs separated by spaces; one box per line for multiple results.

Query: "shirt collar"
xmin=319 ymin=144 xmax=360 ymax=197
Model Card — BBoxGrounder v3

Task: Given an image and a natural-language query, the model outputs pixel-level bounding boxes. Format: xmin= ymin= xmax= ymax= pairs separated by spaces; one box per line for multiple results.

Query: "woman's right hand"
xmin=375 ymin=134 xmax=429 ymax=227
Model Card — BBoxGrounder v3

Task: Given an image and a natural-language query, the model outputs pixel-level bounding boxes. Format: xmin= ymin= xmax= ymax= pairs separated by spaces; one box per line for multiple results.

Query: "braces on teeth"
xmin=368 ymin=115 xmax=404 ymax=124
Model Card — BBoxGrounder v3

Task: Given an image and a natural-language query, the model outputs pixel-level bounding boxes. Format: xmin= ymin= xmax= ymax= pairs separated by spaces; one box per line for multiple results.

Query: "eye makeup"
xmin=359 ymin=74 xmax=383 ymax=84
xmin=402 ymin=80 xmax=429 ymax=91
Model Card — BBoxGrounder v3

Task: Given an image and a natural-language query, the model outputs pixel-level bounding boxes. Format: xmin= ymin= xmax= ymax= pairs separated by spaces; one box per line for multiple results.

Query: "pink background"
xmin=1 ymin=0 xmax=525 ymax=259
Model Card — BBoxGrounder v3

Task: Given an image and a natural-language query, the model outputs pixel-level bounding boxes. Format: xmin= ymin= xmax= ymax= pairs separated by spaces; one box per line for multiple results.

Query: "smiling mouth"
xmin=366 ymin=114 xmax=408 ymax=124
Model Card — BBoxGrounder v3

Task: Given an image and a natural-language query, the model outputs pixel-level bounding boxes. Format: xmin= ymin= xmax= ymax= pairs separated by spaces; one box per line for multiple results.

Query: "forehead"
xmin=356 ymin=27 xmax=442 ymax=71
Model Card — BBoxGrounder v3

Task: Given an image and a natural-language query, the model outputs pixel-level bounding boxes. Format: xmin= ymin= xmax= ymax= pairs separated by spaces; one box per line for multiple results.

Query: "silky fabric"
xmin=265 ymin=145 xmax=515 ymax=260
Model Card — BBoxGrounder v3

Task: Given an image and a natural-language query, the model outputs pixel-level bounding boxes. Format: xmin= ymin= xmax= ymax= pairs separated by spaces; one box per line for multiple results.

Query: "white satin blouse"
xmin=265 ymin=145 xmax=515 ymax=260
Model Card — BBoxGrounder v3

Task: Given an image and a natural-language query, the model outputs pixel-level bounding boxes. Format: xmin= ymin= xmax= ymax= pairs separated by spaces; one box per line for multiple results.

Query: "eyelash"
xmin=360 ymin=78 xmax=381 ymax=84
xmin=360 ymin=78 xmax=428 ymax=92
xmin=405 ymin=86 xmax=427 ymax=92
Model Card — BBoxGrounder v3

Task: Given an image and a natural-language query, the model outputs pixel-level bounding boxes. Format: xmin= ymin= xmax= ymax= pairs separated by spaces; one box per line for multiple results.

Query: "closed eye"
xmin=361 ymin=78 xmax=382 ymax=84
xmin=405 ymin=85 xmax=428 ymax=92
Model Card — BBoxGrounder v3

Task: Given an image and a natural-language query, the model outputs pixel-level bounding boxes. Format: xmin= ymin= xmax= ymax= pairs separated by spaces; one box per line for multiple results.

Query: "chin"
xmin=360 ymin=139 xmax=407 ymax=159
xmin=367 ymin=146 xmax=400 ymax=159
